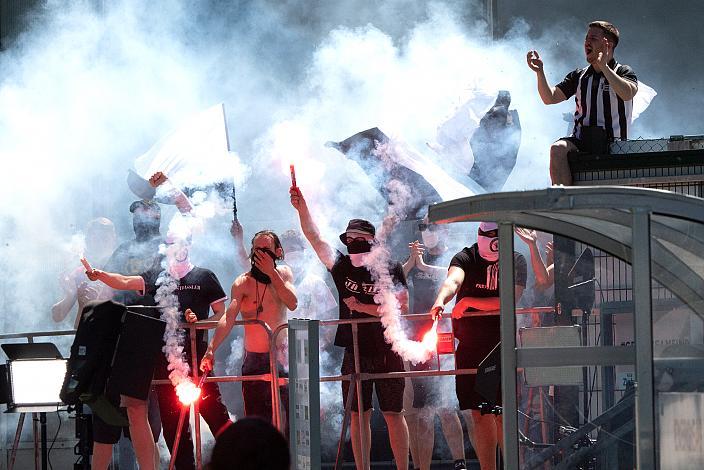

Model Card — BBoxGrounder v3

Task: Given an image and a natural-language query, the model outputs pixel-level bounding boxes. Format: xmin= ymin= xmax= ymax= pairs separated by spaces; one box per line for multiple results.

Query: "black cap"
xmin=339 ymin=218 xmax=375 ymax=244
xmin=129 ymin=200 xmax=161 ymax=216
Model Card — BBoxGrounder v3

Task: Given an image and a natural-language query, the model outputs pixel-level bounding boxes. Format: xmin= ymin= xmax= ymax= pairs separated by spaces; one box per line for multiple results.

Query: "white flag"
xmin=134 ymin=103 xmax=235 ymax=188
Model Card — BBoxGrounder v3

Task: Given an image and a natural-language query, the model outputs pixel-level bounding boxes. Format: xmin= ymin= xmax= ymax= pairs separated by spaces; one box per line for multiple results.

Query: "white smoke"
xmin=154 ymin=269 xmax=191 ymax=386
xmin=361 ymin=142 xmax=436 ymax=365
xmin=225 ymin=335 xmax=245 ymax=376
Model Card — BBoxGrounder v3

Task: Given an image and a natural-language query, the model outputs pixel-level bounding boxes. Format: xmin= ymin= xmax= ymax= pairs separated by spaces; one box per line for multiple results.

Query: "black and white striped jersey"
xmin=556 ymin=59 xmax=638 ymax=141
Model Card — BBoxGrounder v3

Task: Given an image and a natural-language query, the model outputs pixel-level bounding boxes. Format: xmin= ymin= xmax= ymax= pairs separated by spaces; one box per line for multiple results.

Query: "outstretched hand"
xmin=515 ymin=227 xmax=538 ymax=245
xmin=85 ymin=269 xmax=103 ymax=282
xmin=526 ymin=50 xmax=544 ymax=72
xmin=149 ymin=171 xmax=168 ymax=188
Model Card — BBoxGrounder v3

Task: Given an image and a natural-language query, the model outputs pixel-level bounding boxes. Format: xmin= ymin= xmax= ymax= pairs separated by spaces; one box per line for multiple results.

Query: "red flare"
xmin=176 ymin=380 xmax=201 ymax=406
xmin=290 ymin=164 xmax=297 ymax=187
xmin=421 ymin=318 xmax=439 ymax=349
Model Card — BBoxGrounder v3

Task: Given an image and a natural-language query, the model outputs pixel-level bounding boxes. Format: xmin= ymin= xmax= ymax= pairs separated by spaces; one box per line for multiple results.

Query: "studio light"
xmin=8 ymin=359 xmax=66 ymax=408
xmin=1 ymin=342 xmax=66 ymax=410
xmin=1 ymin=342 xmax=66 ymax=470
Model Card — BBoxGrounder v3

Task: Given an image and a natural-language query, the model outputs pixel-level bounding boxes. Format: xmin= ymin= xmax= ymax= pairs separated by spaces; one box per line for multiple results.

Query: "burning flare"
xmin=175 ymin=380 xmax=202 ymax=406
xmin=421 ymin=319 xmax=439 ymax=350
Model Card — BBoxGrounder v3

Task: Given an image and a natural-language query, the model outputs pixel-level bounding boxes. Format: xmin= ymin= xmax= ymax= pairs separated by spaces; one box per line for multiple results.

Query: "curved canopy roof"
xmin=427 ymin=186 xmax=704 ymax=317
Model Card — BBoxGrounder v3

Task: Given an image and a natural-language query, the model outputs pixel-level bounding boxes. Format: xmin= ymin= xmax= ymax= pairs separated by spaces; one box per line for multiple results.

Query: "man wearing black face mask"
xmin=290 ymin=186 xmax=410 ymax=470
xmin=201 ymin=230 xmax=297 ymax=425
xmin=430 ymin=222 xmax=527 ymax=470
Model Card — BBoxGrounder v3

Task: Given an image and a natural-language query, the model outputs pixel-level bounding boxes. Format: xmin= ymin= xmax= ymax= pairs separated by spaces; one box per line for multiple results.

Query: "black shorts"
xmin=557 ymin=136 xmax=585 ymax=152
xmin=91 ymin=390 xmax=129 ymax=444
xmin=455 ymin=341 xmax=502 ymax=411
xmin=341 ymin=348 xmax=404 ymax=413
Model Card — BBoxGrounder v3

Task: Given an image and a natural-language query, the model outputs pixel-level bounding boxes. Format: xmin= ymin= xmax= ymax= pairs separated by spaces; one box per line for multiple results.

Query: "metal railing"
xmin=0 ymin=306 xmax=554 ymax=469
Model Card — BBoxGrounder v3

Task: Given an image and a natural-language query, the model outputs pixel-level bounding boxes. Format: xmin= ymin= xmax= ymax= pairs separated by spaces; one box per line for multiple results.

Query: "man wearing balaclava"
xmin=402 ymin=219 xmax=467 ymax=470
xmin=290 ymin=185 xmax=410 ymax=470
xmin=430 ymin=222 xmax=526 ymax=470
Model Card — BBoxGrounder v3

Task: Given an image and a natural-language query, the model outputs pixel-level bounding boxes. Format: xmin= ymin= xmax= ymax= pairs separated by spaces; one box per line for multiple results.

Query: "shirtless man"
xmin=200 ymin=230 xmax=297 ymax=424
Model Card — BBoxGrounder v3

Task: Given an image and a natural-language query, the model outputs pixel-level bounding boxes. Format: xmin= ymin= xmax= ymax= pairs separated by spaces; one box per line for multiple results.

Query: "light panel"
xmin=9 ymin=359 xmax=66 ymax=406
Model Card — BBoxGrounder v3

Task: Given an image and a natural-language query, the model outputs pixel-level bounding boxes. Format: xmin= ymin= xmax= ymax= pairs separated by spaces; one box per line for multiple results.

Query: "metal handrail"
xmin=0 ymin=305 xmax=556 ymax=469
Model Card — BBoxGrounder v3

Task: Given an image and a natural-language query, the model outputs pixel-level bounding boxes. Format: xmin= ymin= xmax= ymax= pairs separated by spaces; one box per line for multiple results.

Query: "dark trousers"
xmin=241 ymin=351 xmax=289 ymax=429
xmin=156 ymin=381 xmax=231 ymax=470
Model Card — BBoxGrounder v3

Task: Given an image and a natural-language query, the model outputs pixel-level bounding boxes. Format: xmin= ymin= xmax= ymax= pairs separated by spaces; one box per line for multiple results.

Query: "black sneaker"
xmin=454 ymin=459 xmax=467 ymax=470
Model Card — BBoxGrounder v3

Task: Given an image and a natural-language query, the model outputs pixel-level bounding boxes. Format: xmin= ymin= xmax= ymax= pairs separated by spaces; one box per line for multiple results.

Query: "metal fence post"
xmin=499 ymin=222 xmax=519 ymax=469
xmin=632 ymin=208 xmax=656 ymax=469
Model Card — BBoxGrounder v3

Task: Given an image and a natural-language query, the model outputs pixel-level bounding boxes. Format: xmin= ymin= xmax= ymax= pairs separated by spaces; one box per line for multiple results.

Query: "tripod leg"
xmin=8 ymin=413 xmax=25 ymax=470
xmin=33 ymin=412 xmax=39 ymax=470
xmin=168 ymin=405 xmax=189 ymax=470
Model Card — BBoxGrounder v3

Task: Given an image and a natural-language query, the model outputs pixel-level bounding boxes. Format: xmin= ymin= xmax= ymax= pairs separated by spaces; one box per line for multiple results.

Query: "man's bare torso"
xmin=232 ymin=268 xmax=289 ymax=354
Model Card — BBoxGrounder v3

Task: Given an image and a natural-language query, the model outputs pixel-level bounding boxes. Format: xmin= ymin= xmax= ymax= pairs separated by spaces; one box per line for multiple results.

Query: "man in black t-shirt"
xmin=526 ymin=20 xmax=639 ymax=185
xmin=88 ymin=232 xmax=232 ymax=470
xmin=431 ymin=222 xmax=526 ymax=470
xmin=403 ymin=220 xmax=467 ymax=470
xmin=290 ymin=185 xmax=410 ymax=470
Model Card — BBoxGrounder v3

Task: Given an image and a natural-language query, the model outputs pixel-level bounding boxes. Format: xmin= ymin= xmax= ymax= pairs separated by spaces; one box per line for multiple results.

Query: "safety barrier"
xmin=0 ymin=306 xmax=553 ymax=469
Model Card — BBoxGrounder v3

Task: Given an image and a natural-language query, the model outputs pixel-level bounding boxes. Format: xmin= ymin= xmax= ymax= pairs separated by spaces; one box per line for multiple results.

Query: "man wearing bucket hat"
xmin=430 ymin=222 xmax=527 ymax=470
xmin=290 ymin=186 xmax=409 ymax=470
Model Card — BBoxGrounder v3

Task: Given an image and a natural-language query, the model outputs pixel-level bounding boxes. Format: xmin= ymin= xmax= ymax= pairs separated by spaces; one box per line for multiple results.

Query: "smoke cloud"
xmin=2 ymin=1 xmax=697 ymax=458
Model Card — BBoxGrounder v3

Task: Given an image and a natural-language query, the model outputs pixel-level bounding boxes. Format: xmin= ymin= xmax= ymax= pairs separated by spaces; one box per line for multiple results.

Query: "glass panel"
xmin=515 ymin=228 xmax=636 ymax=469
xmin=650 ymin=215 xmax=704 ymax=469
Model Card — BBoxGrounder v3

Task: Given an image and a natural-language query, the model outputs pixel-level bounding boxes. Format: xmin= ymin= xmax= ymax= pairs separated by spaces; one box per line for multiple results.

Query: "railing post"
xmin=351 ymin=322 xmax=366 ymax=470
xmin=632 ymin=208 xmax=656 ymax=469
xmin=190 ymin=323 xmax=202 ymax=470
xmin=267 ymin=323 xmax=282 ymax=432
xmin=499 ymin=222 xmax=519 ymax=469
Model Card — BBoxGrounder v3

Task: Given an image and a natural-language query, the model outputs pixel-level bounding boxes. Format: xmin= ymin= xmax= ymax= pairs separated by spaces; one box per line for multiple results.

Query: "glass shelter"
xmin=428 ymin=186 xmax=704 ymax=470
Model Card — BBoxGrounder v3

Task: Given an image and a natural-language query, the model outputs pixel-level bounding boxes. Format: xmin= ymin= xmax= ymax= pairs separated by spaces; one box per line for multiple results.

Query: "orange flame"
xmin=175 ymin=380 xmax=201 ymax=406
xmin=421 ymin=319 xmax=439 ymax=350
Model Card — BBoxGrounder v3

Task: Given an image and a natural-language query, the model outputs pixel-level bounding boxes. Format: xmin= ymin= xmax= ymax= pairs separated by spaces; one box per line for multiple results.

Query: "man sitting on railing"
xmin=527 ymin=20 xmax=638 ymax=185
xmin=290 ymin=185 xmax=410 ymax=470
xmin=86 ymin=230 xmax=233 ymax=470
xmin=200 ymin=230 xmax=297 ymax=427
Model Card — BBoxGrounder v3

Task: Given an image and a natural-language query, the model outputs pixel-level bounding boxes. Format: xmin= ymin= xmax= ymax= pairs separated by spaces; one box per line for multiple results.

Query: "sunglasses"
xmin=418 ymin=223 xmax=440 ymax=232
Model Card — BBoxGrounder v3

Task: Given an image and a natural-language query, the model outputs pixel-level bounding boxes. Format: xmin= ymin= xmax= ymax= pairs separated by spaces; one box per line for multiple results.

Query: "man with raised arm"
xmin=200 ymin=230 xmax=297 ymax=425
xmin=527 ymin=20 xmax=638 ymax=185
xmin=430 ymin=222 xmax=526 ymax=470
xmin=85 ymin=229 xmax=232 ymax=470
xmin=52 ymin=217 xmax=117 ymax=329
xmin=289 ymin=185 xmax=409 ymax=470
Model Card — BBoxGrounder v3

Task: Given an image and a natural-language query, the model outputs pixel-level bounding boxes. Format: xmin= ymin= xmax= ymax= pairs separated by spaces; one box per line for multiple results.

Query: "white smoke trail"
xmin=225 ymin=335 xmax=245 ymax=376
xmin=154 ymin=268 xmax=191 ymax=386
xmin=363 ymin=141 xmax=436 ymax=365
